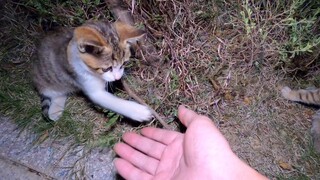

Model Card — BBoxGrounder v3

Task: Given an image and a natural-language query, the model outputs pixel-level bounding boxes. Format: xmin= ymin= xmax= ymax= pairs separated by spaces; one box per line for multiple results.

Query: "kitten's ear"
xmin=74 ymin=26 xmax=111 ymax=54
xmin=114 ymin=21 xmax=145 ymax=44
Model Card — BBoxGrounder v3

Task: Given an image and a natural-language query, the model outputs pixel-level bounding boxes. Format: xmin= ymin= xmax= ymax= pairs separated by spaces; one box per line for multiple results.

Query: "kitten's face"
xmin=73 ymin=21 xmax=144 ymax=82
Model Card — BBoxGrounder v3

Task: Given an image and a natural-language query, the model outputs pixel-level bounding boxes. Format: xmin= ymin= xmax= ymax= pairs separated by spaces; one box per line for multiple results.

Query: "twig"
xmin=121 ymin=79 xmax=171 ymax=129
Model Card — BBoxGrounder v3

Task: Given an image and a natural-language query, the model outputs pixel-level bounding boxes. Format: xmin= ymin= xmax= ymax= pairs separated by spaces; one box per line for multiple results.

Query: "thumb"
xmin=178 ymin=105 xmax=203 ymax=127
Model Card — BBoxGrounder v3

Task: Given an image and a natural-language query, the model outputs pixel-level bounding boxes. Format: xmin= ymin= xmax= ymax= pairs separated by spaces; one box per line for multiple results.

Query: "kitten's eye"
xmin=121 ymin=61 xmax=131 ymax=68
xmin=79 ymin=43 xmax=104 ymax=55
xmin=102 ymin=67 xmax=112 ymax=72
xmin=129 ymin=46 xmax=135 ymax=57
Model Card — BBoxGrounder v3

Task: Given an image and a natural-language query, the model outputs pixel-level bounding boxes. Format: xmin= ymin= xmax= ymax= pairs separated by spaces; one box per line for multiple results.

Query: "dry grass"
xmin=1 ymin=0 xmax=320 ymax=179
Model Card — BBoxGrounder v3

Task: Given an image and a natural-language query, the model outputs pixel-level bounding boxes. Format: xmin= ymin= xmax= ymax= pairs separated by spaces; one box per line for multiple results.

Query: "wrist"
xmin=229 ymin=153 xmax=268 ymax=180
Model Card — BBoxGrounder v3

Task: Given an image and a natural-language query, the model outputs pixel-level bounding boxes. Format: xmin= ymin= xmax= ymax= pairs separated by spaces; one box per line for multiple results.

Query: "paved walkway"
xmin=0 ymin=116 xmax=117 ymax=179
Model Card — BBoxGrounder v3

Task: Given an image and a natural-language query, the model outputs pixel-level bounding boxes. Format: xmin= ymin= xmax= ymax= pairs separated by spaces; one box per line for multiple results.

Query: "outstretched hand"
xmin=114 ymin=105 xmax=267 ymax=180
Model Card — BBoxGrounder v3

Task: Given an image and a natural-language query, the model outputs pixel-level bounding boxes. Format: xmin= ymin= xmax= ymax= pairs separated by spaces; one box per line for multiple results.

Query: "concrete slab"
xmin=0 ymin=116 xmax=117 ymax=179
xmin=0 ymin=155 xmax=50 ymax=180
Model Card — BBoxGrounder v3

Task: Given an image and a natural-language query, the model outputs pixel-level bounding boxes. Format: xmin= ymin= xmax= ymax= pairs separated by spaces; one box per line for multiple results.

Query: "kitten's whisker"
xmin=105 ymin=82 xmax=109 ymax=92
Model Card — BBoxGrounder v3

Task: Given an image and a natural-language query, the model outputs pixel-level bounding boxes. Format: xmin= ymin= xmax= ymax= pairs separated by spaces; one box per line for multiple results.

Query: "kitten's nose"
xmin=114 ymin=73 xmax=122 ymax=80
xmin=112 ymin=65 xmax=123 ymax=80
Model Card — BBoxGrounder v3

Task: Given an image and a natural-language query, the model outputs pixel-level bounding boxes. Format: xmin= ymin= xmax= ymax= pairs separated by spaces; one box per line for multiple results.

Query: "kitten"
xmin=281 ymin=86 xmax=320 ymax=152
xmin=32 ymin=20 xmax=153 ymax=122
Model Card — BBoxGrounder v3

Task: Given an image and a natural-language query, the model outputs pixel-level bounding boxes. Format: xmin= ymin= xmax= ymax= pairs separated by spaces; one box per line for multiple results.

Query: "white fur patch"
xmin=87 ymin=90 xmax=153 ymax=122
xmin=102 ymin=65 xmax=124 ymax=82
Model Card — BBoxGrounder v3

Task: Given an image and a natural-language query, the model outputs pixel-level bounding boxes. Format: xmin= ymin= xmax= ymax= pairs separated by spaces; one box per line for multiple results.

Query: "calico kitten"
xmin=281 ymin=86 xmax=320 ymax=152
xmin=32 ymin=20 xmax=153 ymax=122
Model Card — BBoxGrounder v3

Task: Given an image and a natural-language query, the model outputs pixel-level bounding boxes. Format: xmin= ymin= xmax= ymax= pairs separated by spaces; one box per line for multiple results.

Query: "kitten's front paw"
xmin=281 ymin=86 xmax=292 ymax=99
xmin=129 ymin=103 xmax=153 ymax=122
xmin=48 ymin=111 xmax=63 ymax=121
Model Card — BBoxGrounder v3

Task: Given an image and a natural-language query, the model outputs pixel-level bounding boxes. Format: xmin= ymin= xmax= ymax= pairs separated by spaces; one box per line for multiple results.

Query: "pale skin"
xmin=114 ymin=105 xmax=269 ymax=180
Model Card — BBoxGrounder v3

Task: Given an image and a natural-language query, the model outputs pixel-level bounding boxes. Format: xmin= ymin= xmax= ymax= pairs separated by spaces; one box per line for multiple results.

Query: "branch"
xmin=122 ymin=79 xmax=171 ymax=129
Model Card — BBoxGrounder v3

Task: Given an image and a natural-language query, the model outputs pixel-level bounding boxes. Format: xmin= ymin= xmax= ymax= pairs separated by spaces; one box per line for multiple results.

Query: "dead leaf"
xmin=224 ymin=91 xmax=233 ymax=101
xmin=249 ymin=138 xmax=261 ymax=150
xmin=243 ymin=97 xmax=251 ymax=105
xmin=305 ymin=109 xmax=314 ymax=119
xmin=279 ymin=160 xmax=292 ymax=170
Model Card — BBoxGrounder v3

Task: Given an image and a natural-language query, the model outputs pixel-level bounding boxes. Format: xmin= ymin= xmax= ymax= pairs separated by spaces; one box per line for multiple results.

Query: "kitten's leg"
xmin=282 ymin=86 xmax=320 ymax=104
xmin=87 ymin=90 xmax=152 ymax=122
xmin=311 ymin=110 xmax=320 ymax=153
xmin=41 ymin=93 xmax=67 ymax=121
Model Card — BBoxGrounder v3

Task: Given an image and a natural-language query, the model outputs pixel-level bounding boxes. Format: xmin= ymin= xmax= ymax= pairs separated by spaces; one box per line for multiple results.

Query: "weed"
xmin=280 ymin=0 xmax=320 ymax=60
xmin=240 ymin=0 xmax=255 ymax=35
xmin=22 ymin=0 xmax=111 ymax=28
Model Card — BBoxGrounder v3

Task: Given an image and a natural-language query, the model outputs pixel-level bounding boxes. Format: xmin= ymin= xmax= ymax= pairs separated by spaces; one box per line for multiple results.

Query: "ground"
xmin=0 ymin=0 xmax=320 ymax=179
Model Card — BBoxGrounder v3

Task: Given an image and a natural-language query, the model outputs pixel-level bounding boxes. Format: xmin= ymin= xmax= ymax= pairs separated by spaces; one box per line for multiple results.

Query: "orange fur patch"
xmin=114 ymin=21 xmax=145 ymax=45
xmin=74 ymin=27 xmax=110 ymax=48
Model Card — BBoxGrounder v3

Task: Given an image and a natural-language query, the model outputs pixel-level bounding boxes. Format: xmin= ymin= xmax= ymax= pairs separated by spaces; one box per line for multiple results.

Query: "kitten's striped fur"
xmin=281 ymin=86 xmax=320 ymax=105
xmin=33 ymin=20 xmax=153 ymax=122
xmin=281 ymin=86 xmax=320 ymax=153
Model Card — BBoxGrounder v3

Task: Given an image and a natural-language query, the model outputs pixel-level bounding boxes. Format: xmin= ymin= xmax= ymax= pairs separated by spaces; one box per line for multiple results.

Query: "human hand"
xmin=114 ymin=105 xmax=268 ymax=180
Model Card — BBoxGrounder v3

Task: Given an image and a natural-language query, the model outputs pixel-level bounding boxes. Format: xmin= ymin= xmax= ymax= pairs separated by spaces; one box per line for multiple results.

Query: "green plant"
xmin=23 ymin=0 xmax=110 ymax=27
xmin=282 ymin=0 xmax=320 ymax=59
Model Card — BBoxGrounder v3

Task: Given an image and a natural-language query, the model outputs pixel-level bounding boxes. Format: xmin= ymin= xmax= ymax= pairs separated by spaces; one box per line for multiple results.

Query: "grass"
xmin=0 ymin=0 xmax=128 ymax=148
xmin=1 ymin=0 xmax=320 ymax=179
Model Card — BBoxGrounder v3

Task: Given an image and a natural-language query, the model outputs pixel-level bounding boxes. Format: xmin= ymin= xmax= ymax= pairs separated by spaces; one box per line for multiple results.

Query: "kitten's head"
xmin=73 ymin=20 xmax=144 ymax=82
